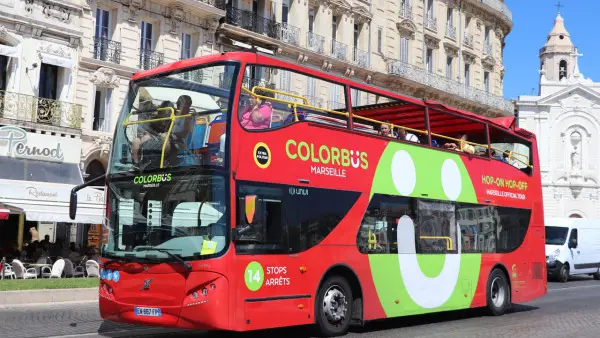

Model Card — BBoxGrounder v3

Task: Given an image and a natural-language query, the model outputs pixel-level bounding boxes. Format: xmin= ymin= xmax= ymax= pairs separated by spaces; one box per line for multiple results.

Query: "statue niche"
xmin=569 ymin=131 xmax=582 ymax=172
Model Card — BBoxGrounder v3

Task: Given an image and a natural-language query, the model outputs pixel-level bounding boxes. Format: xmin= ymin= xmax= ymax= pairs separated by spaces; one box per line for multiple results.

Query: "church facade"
xmin=516 ymin=12 xmax=600 ymax=219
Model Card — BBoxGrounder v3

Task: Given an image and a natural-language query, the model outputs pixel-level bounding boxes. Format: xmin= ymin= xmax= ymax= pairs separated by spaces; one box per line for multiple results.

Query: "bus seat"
xmin=270 ymin=113 xmax=283 ymax=128
xmin=283 ymin=111 xmax=306 ymax=124
xmin=188 ymin=117 xmax=208 ymax=150
xmin=207 ymin=115 xmax=226 ymax=142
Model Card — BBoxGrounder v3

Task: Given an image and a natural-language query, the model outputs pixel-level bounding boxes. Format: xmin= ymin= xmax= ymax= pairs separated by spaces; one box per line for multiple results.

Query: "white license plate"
xmin=134 ymin=307 xmax=162 ymax=317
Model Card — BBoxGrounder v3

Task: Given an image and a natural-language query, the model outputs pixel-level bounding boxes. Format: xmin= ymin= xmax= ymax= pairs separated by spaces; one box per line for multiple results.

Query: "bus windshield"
xmin=109 ymin=63 xmax=238 ymax=175
xmin=103 ymin=172 xmax=227 ymax=261
xmin=545 ymin=226 xmax=569 ymax=245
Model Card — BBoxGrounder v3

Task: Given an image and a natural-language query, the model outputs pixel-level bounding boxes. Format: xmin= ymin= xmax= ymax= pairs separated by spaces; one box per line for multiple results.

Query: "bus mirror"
xmin=245 ymin=195 xmax=257 ymax=224
xmin=69 ymin=191 xmax=78 ymax=220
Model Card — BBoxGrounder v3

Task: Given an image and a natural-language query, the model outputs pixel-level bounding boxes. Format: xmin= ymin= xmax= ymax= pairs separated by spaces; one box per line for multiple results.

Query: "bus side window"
xmin=235 ymin=191 xmax=288 ymax=254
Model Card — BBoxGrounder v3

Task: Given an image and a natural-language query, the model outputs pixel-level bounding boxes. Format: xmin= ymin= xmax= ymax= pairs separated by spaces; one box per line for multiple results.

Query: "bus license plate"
xmin=134 ymin=307 xmax=162 ymax=317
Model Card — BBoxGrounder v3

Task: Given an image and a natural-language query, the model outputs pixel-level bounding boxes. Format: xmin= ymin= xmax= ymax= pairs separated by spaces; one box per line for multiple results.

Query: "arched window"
xmin=85 ymin=160 xmax=106 ymax=186
xmin=559 ymin=60 xmax=567 ymax=80
xmin=569 ymin=213 xmax=582 ymax=218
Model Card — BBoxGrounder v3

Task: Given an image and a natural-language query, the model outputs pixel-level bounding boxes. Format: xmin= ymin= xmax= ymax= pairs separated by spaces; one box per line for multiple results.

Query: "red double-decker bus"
xmin=70 ymin=51 xmax=546 ymax=336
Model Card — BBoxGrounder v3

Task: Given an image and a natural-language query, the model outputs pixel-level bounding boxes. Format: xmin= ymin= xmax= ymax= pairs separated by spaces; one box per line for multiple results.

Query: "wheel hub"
xmin=322 ymin=285 xmax=347 ymax=324
xmin=490 ymin=277 xmax=505 ymax=308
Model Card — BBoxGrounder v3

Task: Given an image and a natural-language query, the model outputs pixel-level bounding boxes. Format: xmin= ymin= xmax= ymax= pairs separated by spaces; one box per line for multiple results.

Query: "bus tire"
xmin=314 ymin=275 xmax=353 ymax=337
xmin=486 ymin=268 xmax=511 ymax=316
xmin=558 ymin=264 xmax=569 ymax=283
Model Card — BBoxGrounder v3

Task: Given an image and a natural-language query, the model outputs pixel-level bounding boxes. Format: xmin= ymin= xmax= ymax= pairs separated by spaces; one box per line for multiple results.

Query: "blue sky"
xmin=503 ymin=0 xmax=598 ymax=99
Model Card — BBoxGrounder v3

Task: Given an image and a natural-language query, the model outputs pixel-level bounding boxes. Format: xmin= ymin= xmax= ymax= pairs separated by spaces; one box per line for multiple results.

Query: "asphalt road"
xmin=1 ymin=277 xmax=599 ymax=338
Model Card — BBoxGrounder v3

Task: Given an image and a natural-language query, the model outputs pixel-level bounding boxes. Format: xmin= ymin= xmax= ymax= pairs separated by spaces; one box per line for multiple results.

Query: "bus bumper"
xmin=99 ymin=271 xmax=230 ymax=330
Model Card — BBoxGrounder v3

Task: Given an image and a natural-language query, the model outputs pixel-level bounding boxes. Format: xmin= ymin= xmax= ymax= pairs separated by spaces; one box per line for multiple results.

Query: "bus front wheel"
xmin=314 ymin=276 xmax=353 ymax=337
xmin=486 ymin=268 xmax=511 ymax=316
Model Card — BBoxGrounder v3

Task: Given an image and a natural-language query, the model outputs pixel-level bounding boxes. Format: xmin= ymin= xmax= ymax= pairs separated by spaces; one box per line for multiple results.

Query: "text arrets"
xmin=266 ymin=266 xmax=290 ymax=286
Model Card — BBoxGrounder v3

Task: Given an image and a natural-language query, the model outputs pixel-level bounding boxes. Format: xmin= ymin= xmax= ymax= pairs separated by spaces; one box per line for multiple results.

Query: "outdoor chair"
xmin=42 ymin=259 xmax=65 ymax=278
xmin=11 ymin=259 xmax=38 ymax=279
xmin=63 ymin=259 xmax=85 ymax=278
xmin=86 ymin=260 xmax=100 ymax=278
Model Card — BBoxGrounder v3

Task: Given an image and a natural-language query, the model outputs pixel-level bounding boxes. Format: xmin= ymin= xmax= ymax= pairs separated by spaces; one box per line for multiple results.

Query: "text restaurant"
xmin=0 ymin=125 xmax=105 ymax=266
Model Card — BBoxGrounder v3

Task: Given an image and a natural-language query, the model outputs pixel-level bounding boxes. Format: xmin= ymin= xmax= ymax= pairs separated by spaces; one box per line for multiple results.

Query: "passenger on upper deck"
xmin=397 ymin=127 xmax=420 ymax=143
xmin=443 ymin=134 xmax=475 ymax=155
xmin=378 ymin=122 xmax=394 ymax=138
xmin=239 ymin=94 xmax=273 ymax=129
xmin=172 ymin=95 xmax=195 ymax=140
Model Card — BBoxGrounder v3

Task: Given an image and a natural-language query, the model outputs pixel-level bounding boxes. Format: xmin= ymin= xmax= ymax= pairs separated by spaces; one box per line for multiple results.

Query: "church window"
xmin=559 ymin=60 xmax=567 ymax=80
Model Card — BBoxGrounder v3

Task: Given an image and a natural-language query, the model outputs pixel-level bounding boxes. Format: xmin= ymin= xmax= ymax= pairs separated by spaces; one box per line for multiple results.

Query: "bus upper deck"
xmin=120 ymin=51 xmax=535 ymax=178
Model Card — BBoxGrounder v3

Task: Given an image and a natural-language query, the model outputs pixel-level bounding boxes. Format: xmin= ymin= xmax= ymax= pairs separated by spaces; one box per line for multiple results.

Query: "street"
xmin=1 ymin=277 xmax=599 ymax=338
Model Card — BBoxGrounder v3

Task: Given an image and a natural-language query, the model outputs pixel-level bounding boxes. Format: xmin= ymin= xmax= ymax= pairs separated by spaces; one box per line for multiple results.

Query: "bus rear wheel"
xmin=486 ymin=268 xmax=511 ymax=316
xmin=314 ymin=276 xmax=353 ymax=337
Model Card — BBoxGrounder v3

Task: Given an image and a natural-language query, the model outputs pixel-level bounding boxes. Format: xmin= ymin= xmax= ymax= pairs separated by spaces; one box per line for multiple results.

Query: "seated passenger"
xmin=443 ymin=134 xmax=475 ymax=154
xmin=132 ymin=109 xmax=174 ymax=170
xmin=378 ymin=122 xmax=394 ymax=138
xmin=173 ymin=95 xmax=194 ymax=140
xmin=240 ymin=95 xmax=273 ymax=129
xmin=398 ymin=127 xmax=420 ymax=143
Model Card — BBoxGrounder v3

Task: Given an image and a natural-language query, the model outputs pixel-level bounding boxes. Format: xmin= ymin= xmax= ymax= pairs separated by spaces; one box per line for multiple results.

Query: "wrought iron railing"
xmin=305 ymin=95 xmax=324 ymax=108
xmin=201 ymin=0 xmax=226 ymax=10
xmin=353 ymin=48 xmax=369 ymax=69
xmin=445 ymin=25 xmax=456 ymax=40
xmin=399 ymin=4 xmax=412 ymax=19
xmin=139 ymin=49 xmax=164 ymax=70
xmin=225 ymin=7 xmax=279 ymax=39
xmin=483 ymin=41 xmax=493 ymax=56
xmin=327 ymin=100 xmax=345 ymax=110
xmin=307 ymin=32 xmax=325 ymax=54
xmin=331 ymin=40 xmax=347 ymax=61
xmin=177 ymin=58 xmax=205 ymax=82
xmin=93 ymin=37 xmax=121 ymax=64
xmin=280 ymin=22 xmax=300 ymax=46
xmin=386 ymin=59 xmax=514 ymax=113
xmin=464 ymin=33 xmax=473 ymax=47
xmin=0 ymin=91 xmax=82 ymax=129
xmin=425 ymin=15 xmax=437 ymax=31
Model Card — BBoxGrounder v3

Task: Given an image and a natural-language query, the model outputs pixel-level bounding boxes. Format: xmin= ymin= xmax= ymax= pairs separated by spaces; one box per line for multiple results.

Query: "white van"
xmin=545 ymin=217 xmax=600 ymax=282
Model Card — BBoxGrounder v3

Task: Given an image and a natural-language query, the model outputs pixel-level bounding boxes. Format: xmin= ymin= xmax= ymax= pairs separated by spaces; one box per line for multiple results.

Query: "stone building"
xmin=516 ymin=12 xmax=600 ymax=218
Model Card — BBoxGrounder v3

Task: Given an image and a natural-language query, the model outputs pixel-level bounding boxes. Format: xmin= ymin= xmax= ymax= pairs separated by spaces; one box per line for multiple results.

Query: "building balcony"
xmin=280 ymin=23 xmax=301 ymax=47
xmin=464 ymin=33 xmax=473 ymax=47
xmin=478 ymin=0 xmax=512 ymax=22
xmin=178 ymin=58 xmax=205 ymax=82
xmin=445 ymin=25 xmax=456 ymax=40
xmin=387 ymin=59 xmax=514 ymax=113
xmin=399 ymin=5 xmax=412 ymax=20
xmin=0 ymin=91 xmax=82 ymax=130
xmin=225 ymin=7 xmax=300 ymax=47
xmin=93 ymin=37 xmax=121 ymax=64
xmin=305 ymin=95 xmax=324 ymax=108
xmin=139 ymin=49 xmax=164 ymax=70
xmin=483 ymin=41 xmax=493 ymax=56
xmin=201 ymin=0 xmax=227 ymax=10
xmin=353 ymin=48 xmax=369 ymax=69
xmin=424 ymin=15 xmax=437 ymax=32
xmin=307 ymin=31 xmax=325 ymax=55
xmin=331 ymin=40 xmax=347 ymax=61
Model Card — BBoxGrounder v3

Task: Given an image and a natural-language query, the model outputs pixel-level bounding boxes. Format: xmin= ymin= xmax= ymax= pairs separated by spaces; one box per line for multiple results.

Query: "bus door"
xmin=232 ymin=186 xmax=312 ymax=330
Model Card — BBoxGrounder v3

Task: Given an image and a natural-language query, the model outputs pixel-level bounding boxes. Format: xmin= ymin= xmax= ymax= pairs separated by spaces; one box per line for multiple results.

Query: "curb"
xmin=0 ymin=288 xmax=98 ymax=306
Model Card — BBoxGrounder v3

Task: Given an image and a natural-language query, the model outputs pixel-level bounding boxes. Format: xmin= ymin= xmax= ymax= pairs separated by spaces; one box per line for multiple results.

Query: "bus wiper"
xmin=134 ymin=246 xmax=192 ymax=270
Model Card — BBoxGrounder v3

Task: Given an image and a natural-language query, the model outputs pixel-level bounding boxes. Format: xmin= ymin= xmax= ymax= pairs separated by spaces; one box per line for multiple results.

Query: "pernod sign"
xmin=0 ymin=126 xmax=65 ymax=163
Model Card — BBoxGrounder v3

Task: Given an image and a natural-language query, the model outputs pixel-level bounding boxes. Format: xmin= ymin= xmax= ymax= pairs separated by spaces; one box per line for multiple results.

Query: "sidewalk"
xmin=0 ymin=287 xmax=97 ymax=306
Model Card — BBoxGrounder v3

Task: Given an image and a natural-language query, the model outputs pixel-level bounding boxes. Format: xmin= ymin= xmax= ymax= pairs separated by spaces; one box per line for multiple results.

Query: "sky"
xmin=503 ymin=0 xmax=600 ymax=99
